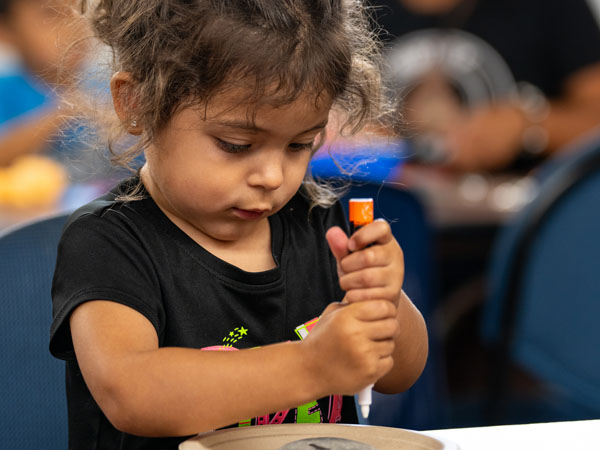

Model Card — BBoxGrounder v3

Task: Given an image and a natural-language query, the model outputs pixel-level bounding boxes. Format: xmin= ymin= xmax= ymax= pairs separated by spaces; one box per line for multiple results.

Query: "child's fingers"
xmin=326 ymin=226 xmax=350 ymax=264
xmin=374 ymin=338 xmax=396 ymax=358
xmin=350 ymin=299 xmax=397 ymax=322
xmin=339 ymin=243 xmax=403 ymax=274
xmin=320 ymin=301 xmax=347 ymax=317
xmin=366 ymin=318 xmax=400 ymax=341
xmin=343 ymin=287 xmax=401 ymax=305
xmin=376 ymin=354 xmax=395 ymax=377
xmin=339 ymin=266 xmax=401 ymax=292
xmin=348 ymin=219 xmax=393 ymax=251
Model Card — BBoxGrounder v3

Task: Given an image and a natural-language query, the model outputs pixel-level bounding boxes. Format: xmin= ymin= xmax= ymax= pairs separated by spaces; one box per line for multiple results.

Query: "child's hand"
xmin=302 ymin=300 xmax=398 ymax=395
xmin=326 ymin=221 xmax=404 ymax=307
xmin=323 ymin=221 xmax=428 ymax=395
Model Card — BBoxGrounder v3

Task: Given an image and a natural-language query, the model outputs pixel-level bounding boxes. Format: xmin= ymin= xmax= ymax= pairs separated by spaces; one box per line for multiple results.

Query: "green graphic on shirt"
xmin=221 ymin=326 xmax=248 ymax=348
xmin=296 ymin=400 xmax=322 ymax=423
xmin=238 ymin=419 xmax=252 ymax=427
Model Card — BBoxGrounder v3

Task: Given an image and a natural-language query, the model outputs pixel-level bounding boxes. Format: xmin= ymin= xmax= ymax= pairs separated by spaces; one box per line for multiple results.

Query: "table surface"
xmin=424 ymin=419 xmax=600 ymax=450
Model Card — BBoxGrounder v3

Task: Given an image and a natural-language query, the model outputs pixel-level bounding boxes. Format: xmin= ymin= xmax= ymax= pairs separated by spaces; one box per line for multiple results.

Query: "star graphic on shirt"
xmin=229 ymin=331 xmax=235 ymax=337
xmin=238 ymin=327 xmax=248 ymax=336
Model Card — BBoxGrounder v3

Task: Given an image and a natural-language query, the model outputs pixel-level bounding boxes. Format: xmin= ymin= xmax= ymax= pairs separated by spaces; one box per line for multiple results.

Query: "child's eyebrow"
xmin=208 ymin=119 xmax=328 ymax=134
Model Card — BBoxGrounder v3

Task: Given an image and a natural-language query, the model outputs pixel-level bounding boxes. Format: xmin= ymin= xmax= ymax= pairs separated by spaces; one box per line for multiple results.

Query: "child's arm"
xmin=375 ymin=290 xmax=428 ymax=393
xmin=326 ymin=221 xmax=429 ymax=393
xmin=69 ymin=294 xmax=396 ymax=437
xmin=0 ymin=108 xmax=64 ymax=166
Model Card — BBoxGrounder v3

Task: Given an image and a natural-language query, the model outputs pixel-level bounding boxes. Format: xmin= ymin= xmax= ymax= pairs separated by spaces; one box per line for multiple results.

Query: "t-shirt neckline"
xmin=118 ymin=177 xmax=285 ymax=286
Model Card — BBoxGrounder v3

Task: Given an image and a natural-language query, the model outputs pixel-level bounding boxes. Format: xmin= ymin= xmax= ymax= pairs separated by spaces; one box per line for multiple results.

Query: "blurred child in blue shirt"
xmin=0 ymin=0 xmax=88 ymax=167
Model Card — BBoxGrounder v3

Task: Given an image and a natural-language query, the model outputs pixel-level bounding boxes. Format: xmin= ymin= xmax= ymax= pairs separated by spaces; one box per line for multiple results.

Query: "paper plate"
xmin=179 ymin=423 xmax=459 ymax=450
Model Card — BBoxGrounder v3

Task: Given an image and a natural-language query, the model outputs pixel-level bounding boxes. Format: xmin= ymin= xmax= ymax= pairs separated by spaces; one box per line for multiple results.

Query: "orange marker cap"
xmin=349 ymin=198 xmax=374 ymax=226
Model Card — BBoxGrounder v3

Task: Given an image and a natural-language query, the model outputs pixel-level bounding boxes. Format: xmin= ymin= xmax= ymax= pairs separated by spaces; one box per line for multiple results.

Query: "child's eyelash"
xmin=288 ymin=142 xmax=314 ymax=151
xmin=215 ymin=139 xmax=251 ymax=153
xmin=216 ymin=139 xmax=314 ymax=153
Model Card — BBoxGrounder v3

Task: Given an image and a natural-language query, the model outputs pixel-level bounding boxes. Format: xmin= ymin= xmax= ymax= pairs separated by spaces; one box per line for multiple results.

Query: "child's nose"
xmin=247 ymin=155 xmax=284 ymax=190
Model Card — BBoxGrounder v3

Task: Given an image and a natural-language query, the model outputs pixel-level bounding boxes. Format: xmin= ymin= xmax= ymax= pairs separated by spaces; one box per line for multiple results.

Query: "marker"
xmin=348 ymin=198 xmax=374 ymax=419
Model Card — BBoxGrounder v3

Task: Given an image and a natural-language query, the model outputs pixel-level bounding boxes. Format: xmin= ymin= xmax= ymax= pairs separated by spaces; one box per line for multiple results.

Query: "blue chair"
xmin=0 ymin=213 xmax=70 ymax=449
xmin=338 ymin=182 xmax=446 ymax=430
xmin=481 ymin=136 xmax=600 ymax=424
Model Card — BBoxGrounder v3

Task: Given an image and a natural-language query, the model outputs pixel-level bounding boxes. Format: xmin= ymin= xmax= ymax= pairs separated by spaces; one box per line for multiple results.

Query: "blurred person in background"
xmin=0 ymin=0 xmax=88 ymax=167
xmin=0 ymin=0 xmax=123 ymax=211
xmin=373 ymin=0 xmax=600 ymax=172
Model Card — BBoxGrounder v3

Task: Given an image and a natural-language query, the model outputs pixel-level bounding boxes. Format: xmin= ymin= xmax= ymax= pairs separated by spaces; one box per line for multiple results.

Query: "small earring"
xmin=130 ymin=119 xmax=138 ymax=127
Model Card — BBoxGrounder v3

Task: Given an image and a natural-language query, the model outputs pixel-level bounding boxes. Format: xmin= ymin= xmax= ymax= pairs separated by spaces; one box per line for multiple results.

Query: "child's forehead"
xmin=177 ymin=88 xmax=332 ymax=134
xmin=199 ymin=85 xmax=333 ymax=119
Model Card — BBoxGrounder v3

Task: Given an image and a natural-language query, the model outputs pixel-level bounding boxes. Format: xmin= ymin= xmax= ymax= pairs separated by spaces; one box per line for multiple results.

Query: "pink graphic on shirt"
xmin=268 ymin=409 xmax=290 ymax=424
xmin=255 ymin=409 xmax=291 ymax=425
xmin=256 ymin=415 xmax=269 ymax=425
xmin=328 ymin=392 xmax=343 ymax=423
xmin=201 ymin=345 xmax=239 ymax=352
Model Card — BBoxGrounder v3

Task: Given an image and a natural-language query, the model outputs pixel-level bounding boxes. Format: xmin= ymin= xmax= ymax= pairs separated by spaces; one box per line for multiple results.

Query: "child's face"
xmin=142 ymin=89 xmax=332 ymax=246
xmin=0 ymin=0 xmax=87 ymax=84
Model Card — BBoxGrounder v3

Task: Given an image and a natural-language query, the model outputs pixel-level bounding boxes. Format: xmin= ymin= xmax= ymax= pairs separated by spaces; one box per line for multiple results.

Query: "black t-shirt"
xmin=50 ymin=178 xmax=358 ymax=450
xmin=371 ymin=0 xmax=600 ymax=98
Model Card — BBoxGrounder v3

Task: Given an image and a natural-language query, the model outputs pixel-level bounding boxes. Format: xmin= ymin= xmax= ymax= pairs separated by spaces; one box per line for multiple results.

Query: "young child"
xmin=49 ymin=1 xmax=429 ymax=449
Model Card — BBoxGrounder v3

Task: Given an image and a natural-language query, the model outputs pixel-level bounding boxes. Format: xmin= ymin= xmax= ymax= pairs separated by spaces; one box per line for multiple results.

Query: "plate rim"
xmin=180 ymin=423 xmax=460 ymax=450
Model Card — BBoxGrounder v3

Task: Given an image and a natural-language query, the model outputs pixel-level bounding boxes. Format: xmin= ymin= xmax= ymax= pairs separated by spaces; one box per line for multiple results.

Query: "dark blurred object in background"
xmin=373 ymin=0 xmax=600 ymax=173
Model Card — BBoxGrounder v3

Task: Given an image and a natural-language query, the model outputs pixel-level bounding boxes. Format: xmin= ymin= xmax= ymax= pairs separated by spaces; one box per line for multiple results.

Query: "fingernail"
xmin=348 ymin=240 xmax=356 ymax=252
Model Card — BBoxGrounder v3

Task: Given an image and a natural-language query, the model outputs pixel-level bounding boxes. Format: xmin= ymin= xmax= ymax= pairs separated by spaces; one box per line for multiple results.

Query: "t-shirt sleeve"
xmin=50 ymin=211 xmax=164 ymax=360
xmin=545 ymin=0 xmax=600 ymax=87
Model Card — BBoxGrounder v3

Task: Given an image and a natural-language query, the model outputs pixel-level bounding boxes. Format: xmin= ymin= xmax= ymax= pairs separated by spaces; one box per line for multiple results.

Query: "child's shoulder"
xmin=63 ymin=177 xmax=148 ymax=232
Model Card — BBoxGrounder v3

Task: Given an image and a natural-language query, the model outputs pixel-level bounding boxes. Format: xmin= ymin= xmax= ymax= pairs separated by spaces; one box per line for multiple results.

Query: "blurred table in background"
xmin=398 ymin=164 xmax=537 ymax=229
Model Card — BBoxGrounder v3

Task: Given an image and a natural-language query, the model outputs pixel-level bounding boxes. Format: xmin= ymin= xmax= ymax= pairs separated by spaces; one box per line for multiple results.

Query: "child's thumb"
xmin=326 ymin=226 xmax=350 ymax=263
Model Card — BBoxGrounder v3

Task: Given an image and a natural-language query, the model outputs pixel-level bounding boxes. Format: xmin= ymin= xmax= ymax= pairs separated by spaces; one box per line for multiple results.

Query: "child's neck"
xmin=167 ymin=205 xmax=275 ymax=272
xmin=204 ymin=220 xmax=276 ymax=272
xmin=140 ymin=168 xmax=276 ymax=273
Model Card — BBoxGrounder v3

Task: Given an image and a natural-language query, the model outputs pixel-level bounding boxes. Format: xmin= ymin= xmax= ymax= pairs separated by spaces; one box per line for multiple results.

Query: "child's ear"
xmin=110 ymin=71 xmax=142 ymax=135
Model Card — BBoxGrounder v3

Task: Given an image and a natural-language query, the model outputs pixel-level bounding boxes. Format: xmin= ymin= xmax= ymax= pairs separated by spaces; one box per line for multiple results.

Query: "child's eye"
xmin=216 ymin=139 xmax=251 ymax=154
xmin=288 ymin=142 xmax=314 ymax=152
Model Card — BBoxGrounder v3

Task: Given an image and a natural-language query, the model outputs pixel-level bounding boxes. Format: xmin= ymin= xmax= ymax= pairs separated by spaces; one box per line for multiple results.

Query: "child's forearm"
xmin=93 ymin=341 xmax=326 ymax=436
xmin=374 ymin=291 xmax=428 ymax=394
xmin=0 ymin=108 xmax=63 ymax=166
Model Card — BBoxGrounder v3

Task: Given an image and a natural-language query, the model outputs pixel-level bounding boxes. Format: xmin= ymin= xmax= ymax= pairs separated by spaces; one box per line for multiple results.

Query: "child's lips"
xmin=232 ymin=207 xmax=269 ymax=220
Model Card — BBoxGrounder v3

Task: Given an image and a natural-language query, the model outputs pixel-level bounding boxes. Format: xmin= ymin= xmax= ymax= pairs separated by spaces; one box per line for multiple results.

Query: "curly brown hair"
xmin=78 ymin=0 xmax=390 ymax=205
